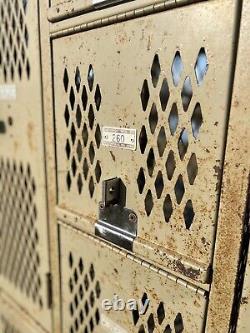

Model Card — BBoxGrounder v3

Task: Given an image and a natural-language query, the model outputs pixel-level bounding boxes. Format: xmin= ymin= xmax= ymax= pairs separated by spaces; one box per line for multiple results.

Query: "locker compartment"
xmin=0 ymin=292 xmax=47 ymax=333
xmin=53 ymin=0 xmax=237 ymax=283
xmin=0 ymin=0 xmax=51 ymax=331
xmin=59 ymin=222 xmax=208 ymax=333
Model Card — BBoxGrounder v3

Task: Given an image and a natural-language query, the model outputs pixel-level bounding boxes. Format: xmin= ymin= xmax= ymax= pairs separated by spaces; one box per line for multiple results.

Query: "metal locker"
xmin=52 ymin=0 xmax=238 ymax=286
xmin=59 ymin=222 xmax=207 ymax=333
xmin=0 ymin=0 xmax=52 ymax=331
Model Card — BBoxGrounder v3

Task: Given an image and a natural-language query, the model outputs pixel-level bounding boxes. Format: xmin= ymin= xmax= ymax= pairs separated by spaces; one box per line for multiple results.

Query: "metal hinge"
xmin=87 ymin=232 xmax=207 ymax=297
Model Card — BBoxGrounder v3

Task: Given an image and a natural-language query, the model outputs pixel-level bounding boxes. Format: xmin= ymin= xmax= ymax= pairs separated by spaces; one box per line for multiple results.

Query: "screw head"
xmin=129 ymin=212 xmax=137 ymax=223
xmin=99 ymin=202 xmax=105 ymax=210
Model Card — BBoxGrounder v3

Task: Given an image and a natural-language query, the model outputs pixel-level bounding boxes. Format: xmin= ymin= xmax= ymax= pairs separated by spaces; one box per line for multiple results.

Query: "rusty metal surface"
xmin=52 ymin=0 xmax=237 ymax=284
xmin=206 ymin=0 xmax=250 ymax=332
xmin=59 ymin=221 xmax=208 ymax=333
xmin=47 ymin=0 xmax=196 ymax=23
xmin=0 ymin=0 xmax=52 ymax=331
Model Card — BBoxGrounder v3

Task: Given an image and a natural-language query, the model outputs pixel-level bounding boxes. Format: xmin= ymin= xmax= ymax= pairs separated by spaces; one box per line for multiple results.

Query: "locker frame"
xmin=38 ymin=0 xmax=250 ymax=332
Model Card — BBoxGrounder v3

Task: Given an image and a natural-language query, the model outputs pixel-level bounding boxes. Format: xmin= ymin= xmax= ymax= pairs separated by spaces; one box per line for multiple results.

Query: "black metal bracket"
xmin=95 ymin=177 xmax=137 ymax=251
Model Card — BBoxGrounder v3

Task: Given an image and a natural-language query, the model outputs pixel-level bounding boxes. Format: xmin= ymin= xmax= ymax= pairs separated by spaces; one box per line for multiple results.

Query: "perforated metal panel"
xmin=53 ymin=0 xmax=237 ymax=283
xmin=59 ymin=222 xmax=207 ymax=333
xmin=0 ymin=292 xmax=47 ymax=333
xmin=0 ymin=0 xmax=51 ymax=331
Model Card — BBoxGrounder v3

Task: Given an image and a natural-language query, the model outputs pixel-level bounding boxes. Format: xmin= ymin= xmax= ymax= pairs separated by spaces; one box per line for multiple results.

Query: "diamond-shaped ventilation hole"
xmin=88 ymin=104 xmax=95 ymax=129
xmin=133 ymin=309 xmax=140 ymax=325
xmin=147 ymin=313 xmax=155 ymax=333
xmin=191 ymin=103 xmax=203 ymax=139
xmin=83 ymin=158 xmax=89 ymax=180
xmin=145 ymin=190 xmax=153 ymax=216
xmin=151 ymin=54 xmax=161 ymax=88
xmin=95 ymin=124 xmax=101 ymax=148
xmin=174 ymin=313 xmax=184 ymax=333
xmin=155 ymin=171 xmax=164 ymax=199
xmin=82 ymin=123 xmax=88 ymax=147
xmin=178 ymin=129 xmax=188 ymax=160
xmin=139 ymin=126 xmax=148 ymax=154
xmin=95 ymin=84 xmax=102 ymax=111
xmin=139 ymin=324 xmax=146 ymax=333
xmin=89 ymin=142 xmax=95 ymax=165
xmin=159 ymin=78 xmax=170 ymax=111
xmin=163 ymin=194 xmax=173 ymax=223
xmin=88 ymin=64 xmax=94 ymax=91
xmin=66 ymin=139 xmax=71 ymax=160
xmin=184 ymin=200 xmax=195 ymax=230
xmin=141 ymin=80 xmax=150 ymax=111
xmin=76 ymin=104 xmax=82 ymax=128
xmin=69 ymin=252 xmax=74 ymax=268
xmin=187 ymin=153 xmax=198 ymax=185
xmin=67 ymin=171 xmax=72 ymax=190
xmin=149 ymin=103 xmax=158 ymax=134
xmin=157 ymin=127 xmax=167 ymax=157
xmin=79 ymin=258 xmax=84 ymax=273
xmin=64 ymin=105 xmax=70 ymax=127
xmin=137 ymin=167 xmax=146 ymax=194
xmin=157 ymin=302 xmax=165 ymax=325
xmin=147 ymin=148 xmax=155 ymax=177
xmin=164 ymin=325 xmax=172 ymax=333
xmin=75 ymin=66 xmax=81 ymax=92
xmin=81 ymin=86 xmax=88 ymax=110
xmin=70 ymin=123 xmax=76 ymax=145
xmin=175 ymin=175 xmax=185 ymax=205
xmin=89 ymin=176 xmax=95 ymax=197
xmin=141 ymin=293 xmax=149 ymax=313
xmin=172 ymin=51 xmax=184 ymax=87
xmin=181 ymin=77 xmax=192 ymax=112
xmin=76 ymin=140 xmax=82 ymax=162
xmin=63 ymin=68 xmax=69 ymax=92
xmin=69 ymin=87 xmax=75 ymax=110
xmin=95 ymin=161 xmax=101 ymax=183
xmin=166 ymin=150 xmax=176 ymax=180
xmin=168 ymin=103 xmax=178 ymax=135
xmin=71 ymin=156 xmax=77 ymax=176
xmin=195 ymin=48 xmax=208 ymax=85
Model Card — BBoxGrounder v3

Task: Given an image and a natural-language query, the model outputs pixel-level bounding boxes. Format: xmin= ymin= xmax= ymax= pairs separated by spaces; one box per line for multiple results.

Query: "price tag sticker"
xmin=102 ymin=127 xmax=137 ymax=151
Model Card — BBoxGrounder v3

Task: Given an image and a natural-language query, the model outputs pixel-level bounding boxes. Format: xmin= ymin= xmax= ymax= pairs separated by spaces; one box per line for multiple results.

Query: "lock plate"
xmin=95 ymin=178 xmax=137 ymax=251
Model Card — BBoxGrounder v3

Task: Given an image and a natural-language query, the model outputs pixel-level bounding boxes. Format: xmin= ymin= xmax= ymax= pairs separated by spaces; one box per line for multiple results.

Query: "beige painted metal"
xmin=52 ymin=0 xmax=237 ymax=285
xmin=206 ymin=0 xmax=250 ymax=332
xmin=0 ymin=291 xmax=47 ymax=333
xmin=59 ymin=221 xmax=208 ymax=333
xmin=48 ymin=0 xmax=183 ymax=23
xmin=0 ymin=0 xmax=51 ymax=331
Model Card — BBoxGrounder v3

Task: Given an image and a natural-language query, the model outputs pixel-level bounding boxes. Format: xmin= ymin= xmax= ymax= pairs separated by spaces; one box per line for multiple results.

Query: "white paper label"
xmin=102 ymin=127 xmax=137 ymax=151
xmin=0 ymin=85 xmax=16 ymax=100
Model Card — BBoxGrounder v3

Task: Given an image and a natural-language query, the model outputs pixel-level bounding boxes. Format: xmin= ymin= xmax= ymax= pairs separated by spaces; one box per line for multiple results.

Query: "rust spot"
xmin=241 ymin=297 xmax=248 ymax=305
xmin=175 ymin=260 xmax=200 ymax=279
xmin=27 ymin=122 xmax=35 ymax=151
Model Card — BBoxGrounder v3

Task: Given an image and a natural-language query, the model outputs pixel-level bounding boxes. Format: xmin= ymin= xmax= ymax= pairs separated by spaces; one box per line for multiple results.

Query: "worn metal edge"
xmin=57 ymin=219 xmax=209 ymax=296
xmin=56 ymin=206 xmax=210 ymax=287
xmin=49 ymin=0 xmax=207 ymax=38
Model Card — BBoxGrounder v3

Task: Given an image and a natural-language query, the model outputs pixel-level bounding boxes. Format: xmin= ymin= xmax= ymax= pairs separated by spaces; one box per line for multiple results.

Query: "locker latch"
xmin=95 ymin=177 xmax=137 ymax=251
